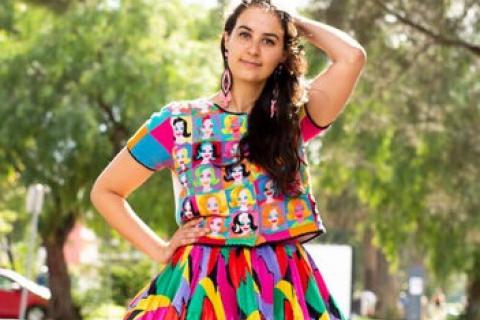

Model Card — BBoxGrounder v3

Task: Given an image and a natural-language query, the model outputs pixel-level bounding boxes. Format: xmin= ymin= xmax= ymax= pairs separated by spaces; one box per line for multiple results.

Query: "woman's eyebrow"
xmin=238 ymin=25 xmax=280 ymax=40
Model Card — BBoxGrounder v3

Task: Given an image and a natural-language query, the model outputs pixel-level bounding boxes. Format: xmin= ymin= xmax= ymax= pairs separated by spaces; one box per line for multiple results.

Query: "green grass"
xmin=84 ymin=304 xmax=126 ymax=320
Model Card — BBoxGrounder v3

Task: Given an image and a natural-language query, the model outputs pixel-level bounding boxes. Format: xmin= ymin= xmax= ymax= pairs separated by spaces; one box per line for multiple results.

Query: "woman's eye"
xmin=263 ymin=38 xmax=275 ymax=46
xmin=239 ymin=32 xmax=250 ymax=39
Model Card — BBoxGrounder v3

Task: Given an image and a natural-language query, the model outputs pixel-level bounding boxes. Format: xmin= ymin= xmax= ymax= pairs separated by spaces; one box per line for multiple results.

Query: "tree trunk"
xmin=363 ymin=227 xmax=376 ymax=291
xmin=6 ymin=234 xmax=16 ymax=270
xmin=465 ymin=251 xmax=480 ymax=319
xmin=363 ymin=227 xmax=400 ymax=318
xmin=375 ymin=250 xmax=399 ymax=318
xmin=44 ymin=213 xmax=82 ymax=320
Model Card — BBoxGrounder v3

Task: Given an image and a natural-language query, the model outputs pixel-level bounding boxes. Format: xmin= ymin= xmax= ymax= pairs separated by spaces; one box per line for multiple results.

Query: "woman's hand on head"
xmin=154 ymin=218 xmax=210 ymax=264
xmin=291 ymin=15 xmax=309 ymax=38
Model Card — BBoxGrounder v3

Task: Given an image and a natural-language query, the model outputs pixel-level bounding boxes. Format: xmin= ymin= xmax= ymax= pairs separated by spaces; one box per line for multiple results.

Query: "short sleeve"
xmin=299 ymin=105 xmax=331 ymax=143
xmin=126 ymin=105 xmax=174 ymax=171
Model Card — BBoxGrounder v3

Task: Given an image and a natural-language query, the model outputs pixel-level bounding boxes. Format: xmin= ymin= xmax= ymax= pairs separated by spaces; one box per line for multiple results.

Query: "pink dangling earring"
xmin=270 ymin=86 xmax=279 ymax=118
xmin=221 ymin=51 xmax=233 ymax=109
xmin=270 ymin=65 xmax=283 ymax=118
xmin=221 ymin=69 xmax=232 ymax=108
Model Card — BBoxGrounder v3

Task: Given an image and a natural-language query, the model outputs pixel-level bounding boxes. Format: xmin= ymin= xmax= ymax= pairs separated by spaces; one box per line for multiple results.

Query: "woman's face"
xmin=200 ymin=143 xmax=213 ymax=161
xmin=207 ymin=196 xmax=220 ymax=214
xmin=238 ymin=212 xmax=251 ymax=233
xmin=210 ymin=217 xmax=223 ymax=233
xmin=294 ymin=202 xmax=305 ymax=219
xmin=268 ymin=208 xmax=279 ymax=224
xmin=230 ymin=117 xmax=241 ymax=133
xmin=176 ymin=148 xmax=188 ymax=165
xmin=174 ymin=121 xmax=185 ymax=137
xmin=229 ymin=143 xmax=239 ymax=157
xmin=201 ymin=118 xmax=213 ymax=137
xmin=224 ymin=6 xmax=286 ymax=84
xmin=238 ymin=189 xmax=250 ymax=206
xmin=264 ymin=180 xmax=275 ymax=198
xmin=200 ymin=168 xmax=213 ymax=187
xmin=183 ymin=201 xmax=193 ymax=218
xmin=180 ymin=174 xmax=188 ymax=188
xmin=232 ymin=165 xmax=243 ymax=181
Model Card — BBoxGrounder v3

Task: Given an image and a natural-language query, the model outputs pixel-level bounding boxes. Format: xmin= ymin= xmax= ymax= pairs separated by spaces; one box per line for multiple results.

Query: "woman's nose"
xmin=246 ymin=40 xmax=261 ymax=56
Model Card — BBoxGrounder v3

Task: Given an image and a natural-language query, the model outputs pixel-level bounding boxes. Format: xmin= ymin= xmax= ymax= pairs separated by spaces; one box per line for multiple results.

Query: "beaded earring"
xmin=221 ymin=51 xmax=233 ymax=109
xmin=270 ymin=64 xmax=283 ymax=118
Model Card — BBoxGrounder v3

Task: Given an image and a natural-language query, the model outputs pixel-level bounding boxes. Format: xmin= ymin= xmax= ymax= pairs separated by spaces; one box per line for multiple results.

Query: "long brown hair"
xmin=221 ymin=0 xmax=308 ymax=195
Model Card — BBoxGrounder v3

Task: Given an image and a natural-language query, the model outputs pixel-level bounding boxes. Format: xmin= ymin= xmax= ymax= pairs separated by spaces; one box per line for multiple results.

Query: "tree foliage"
xmin=305 ymin=0 xmax=479 ymax=316
xmin=0 ymin=0 xmax=223 ymax=317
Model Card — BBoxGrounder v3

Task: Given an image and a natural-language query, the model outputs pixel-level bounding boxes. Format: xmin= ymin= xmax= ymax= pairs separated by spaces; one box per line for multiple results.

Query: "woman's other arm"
xmin=90 ymin=148 xmax=207 ymax=264
xmin=294 ymin=16 xmax=367 ymax=126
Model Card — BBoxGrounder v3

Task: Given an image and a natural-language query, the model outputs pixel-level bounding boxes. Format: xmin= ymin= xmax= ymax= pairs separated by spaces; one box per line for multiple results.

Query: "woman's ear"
xmin=223 ymin=31 xmax=230 ymax=49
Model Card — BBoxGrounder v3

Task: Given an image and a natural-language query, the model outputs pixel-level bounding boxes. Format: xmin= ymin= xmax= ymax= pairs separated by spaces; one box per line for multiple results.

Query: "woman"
xmin=90 ymin=0 xmax=366 ymax=319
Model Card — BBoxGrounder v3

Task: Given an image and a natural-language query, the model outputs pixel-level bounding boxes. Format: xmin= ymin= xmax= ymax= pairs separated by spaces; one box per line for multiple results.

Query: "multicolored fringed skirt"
xmin=124 ymin=241 xmax=345 ymax=320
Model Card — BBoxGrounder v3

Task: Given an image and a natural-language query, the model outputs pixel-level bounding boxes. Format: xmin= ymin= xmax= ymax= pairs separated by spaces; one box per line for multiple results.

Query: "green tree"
xmin=305 ymin=0 xmax=480 ymax=317
xmin=0 ymin=0 xmax=222 ymax=318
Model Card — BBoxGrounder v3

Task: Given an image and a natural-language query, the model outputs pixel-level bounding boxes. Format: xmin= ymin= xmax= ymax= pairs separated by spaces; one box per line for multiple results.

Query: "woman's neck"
xmin=212 ymin=79 xmax=266 ymax=114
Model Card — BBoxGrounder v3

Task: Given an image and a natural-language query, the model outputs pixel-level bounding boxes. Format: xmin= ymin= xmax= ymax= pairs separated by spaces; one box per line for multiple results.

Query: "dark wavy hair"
xmin=221 ymin=0 xmax=308 ymax=195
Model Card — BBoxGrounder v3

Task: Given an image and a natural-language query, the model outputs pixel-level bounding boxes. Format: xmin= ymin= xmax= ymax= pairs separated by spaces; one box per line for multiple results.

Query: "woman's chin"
xmin=233 ymin=72 xmax=267 ymax=85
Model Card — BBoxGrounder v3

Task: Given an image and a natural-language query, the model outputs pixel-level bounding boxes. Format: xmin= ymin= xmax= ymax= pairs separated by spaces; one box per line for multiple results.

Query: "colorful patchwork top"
xmin=126 ymin=98 xmax=329 ymax=247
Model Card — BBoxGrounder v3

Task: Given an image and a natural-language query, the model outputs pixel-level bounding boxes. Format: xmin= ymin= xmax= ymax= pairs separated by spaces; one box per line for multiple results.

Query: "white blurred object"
xmin=20 ymin=184 xmax=48 ymax=320
xmin=409 ymin=277 xmax=424 ymax=295
xmin=360 ymin=290 xmax=377 ymax=316
xmin=26 ymin=184 xmax=46 ymax=215
xmin=304 ymin=244 xmax=353 ymax=318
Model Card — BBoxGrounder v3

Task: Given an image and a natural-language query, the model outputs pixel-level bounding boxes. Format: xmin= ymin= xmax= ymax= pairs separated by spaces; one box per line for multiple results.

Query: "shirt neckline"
xmin=207 ymin=99 xmax=249 ymax=116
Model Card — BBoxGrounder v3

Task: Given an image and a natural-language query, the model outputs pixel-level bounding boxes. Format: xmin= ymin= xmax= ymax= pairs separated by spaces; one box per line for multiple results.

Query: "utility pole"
xmin=18 ymin=184 xmax=47 ymax=320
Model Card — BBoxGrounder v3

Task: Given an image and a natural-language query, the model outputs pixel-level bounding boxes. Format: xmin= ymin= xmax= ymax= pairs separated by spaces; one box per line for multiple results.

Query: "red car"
xmin=0 ymin=268 xmax=50 ymax=320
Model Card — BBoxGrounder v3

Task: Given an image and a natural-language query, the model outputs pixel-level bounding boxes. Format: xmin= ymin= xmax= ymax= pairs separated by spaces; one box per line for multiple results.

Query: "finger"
xmin=181 ymin=237 xmax=198 ymax=245
xmin=189 ymin=227 xmax=207 ymax=235
xmin=184 ymin=220 xmax=202 ymax=230
xmin=183 ymin=229 xmax=206 ymax=241
xmin=184 ymin=218 xmax=202 ymax=228
xmin=181 ymin=230 xmax=203 ymax=240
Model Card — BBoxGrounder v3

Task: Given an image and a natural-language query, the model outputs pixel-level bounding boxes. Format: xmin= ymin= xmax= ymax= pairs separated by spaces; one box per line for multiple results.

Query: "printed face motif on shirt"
xmin=228 ymin=185 xmax=256 ymax=212
xmin=207 ymin=216 xmax=227 ymax=237
xmin=179 ymin=172 xmax=190 ymax=188
xmin=194 ymin=115 xmax=220 ymax=141
xmin=200 ymin=117 xmax=214 ymax=139
xmin=231 ymin=211 xmax=258 ymax=237
xmin=207 ymin=196 xmax=219 ymax=214
xmin=224 ymin=162 xmax=250 ymax=186
xmin=224 ymin=141 xmax=240 ymax=161
xmin=264 ymin=179 xmax=276 ymax=201
xmin=255 ymin=175 xmax=282 ymax=204
xmin=172 ymin=117 xmax=192 ymax=144
xmin=174 ymin=146 xmax=192 ymax=172
xmin=193 ymin=141 xmax=220 ymax=165
xmin=261 ymin=203 xmax=286 ymax=233
xmin=180 ymin=197 xmax=200 ymax=221
xmin=221 ymin=115 xmax=246 ymax=139
xmin=196 ymin=192 xmax=229 ymax=217
xmin=286 ymin=197 xmax=312 ymax=225
xmin=194 ymin=165 xmax=220 ymax=193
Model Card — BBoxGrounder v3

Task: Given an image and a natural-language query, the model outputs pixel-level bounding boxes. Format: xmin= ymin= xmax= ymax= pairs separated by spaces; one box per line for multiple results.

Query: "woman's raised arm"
xmin=294 ymin=15 xmax=367 ymax=127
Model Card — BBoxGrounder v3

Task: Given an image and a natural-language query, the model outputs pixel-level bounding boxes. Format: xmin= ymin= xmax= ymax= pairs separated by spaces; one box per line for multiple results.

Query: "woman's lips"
xmin=240 ymin=59 xmax=262 ymax=67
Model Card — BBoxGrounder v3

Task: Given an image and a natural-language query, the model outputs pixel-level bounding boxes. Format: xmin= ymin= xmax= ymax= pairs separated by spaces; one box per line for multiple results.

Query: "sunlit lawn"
xmin=84 ymin=304 xmax=125 ymax=320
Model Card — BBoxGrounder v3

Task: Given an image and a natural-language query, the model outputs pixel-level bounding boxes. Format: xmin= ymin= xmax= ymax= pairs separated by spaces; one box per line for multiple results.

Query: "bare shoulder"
xmin=91 ymin=147 xmax=154 ymax=199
